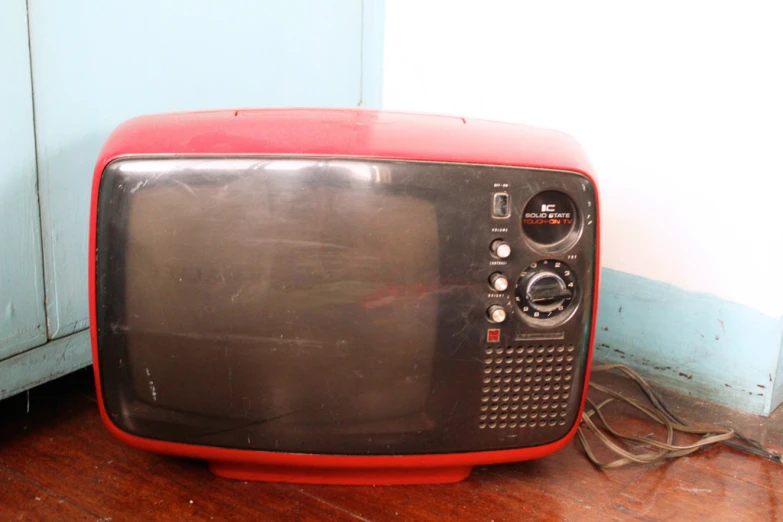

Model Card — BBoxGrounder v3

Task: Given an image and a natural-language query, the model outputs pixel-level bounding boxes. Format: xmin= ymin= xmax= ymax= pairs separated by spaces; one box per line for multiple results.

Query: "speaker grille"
xmin=478 ymin=344 xmax=575 ymax=430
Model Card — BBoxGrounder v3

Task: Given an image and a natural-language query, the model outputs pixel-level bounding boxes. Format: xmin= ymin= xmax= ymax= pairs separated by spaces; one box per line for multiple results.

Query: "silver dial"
xmin=525 ymin=272 xmax=569 ymax=313
xmin=487 ymin=305 xmax=507 ymax=323
xmin=515 ymin=260 xmax=577 ymax=320
xmin=489 ymin=272 xmax=509 ymax=292
xmin=490 ymin=240 xmax=511 ymax=259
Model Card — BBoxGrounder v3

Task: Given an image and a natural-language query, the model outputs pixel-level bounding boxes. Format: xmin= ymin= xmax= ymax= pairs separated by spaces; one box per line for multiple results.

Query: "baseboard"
xmin=594 ymin=268 xmax=783 ymax=416
xmin=771 ymin=327 xmax=783 ymax=413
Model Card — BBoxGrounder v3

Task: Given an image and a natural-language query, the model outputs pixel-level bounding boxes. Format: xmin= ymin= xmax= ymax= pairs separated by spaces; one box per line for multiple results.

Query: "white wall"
xmin=383 ymin=0 xmax=783 ymax=318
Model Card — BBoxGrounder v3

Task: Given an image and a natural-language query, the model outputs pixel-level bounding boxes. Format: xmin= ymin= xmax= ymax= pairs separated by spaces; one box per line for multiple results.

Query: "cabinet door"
xmin=0 ymin=0 xmax=47 ymax=358
xmin=28 ymin=0 xmax=381 ymax=339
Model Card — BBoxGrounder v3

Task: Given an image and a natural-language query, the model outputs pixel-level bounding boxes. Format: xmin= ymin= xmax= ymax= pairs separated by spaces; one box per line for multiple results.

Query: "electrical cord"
xmin=577 ymin=364 xmax=783 ymax=468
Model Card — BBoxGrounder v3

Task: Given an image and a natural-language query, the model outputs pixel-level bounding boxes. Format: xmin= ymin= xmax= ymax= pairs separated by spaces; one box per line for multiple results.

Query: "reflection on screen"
xmin=122 ymin=164 xmax=440 ymax=435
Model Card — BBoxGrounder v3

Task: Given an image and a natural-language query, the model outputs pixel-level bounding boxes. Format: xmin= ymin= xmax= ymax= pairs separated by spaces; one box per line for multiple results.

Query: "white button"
xmin=490 ymin=273 xmax=509 ymax=291
xmin=495 ymin=242 xmax=511 ymax=259
xmin=487 ymin=305 xmax=507 ymax=323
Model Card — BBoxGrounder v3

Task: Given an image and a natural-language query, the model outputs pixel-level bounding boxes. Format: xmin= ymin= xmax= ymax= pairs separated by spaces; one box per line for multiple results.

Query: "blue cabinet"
xmin=0 ymin=0 xmax=47 ymax=360
xmin=0 ymin=0 xmax=384 ymax=399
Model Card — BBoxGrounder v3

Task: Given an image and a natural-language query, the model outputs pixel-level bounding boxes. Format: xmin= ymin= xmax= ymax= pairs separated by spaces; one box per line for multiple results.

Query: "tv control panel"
xmin=481 ymin=175 xmax=595 ymax=343
xmin=474 ymin=171 xmax=596 ymax=441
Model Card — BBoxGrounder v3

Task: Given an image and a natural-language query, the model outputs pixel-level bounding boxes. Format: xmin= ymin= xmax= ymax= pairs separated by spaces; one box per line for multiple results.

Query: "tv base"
xmin=207 ymin=460 xmax=473 ymax=485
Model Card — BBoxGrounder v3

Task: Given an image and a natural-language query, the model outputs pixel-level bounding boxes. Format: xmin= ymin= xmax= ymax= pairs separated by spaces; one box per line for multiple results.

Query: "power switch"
xmin=492 ymin=193 xmax=510 ymax=218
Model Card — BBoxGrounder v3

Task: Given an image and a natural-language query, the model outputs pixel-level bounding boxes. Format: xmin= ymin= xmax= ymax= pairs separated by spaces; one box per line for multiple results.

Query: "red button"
xmin=487 ymin=329 xmax=501 ymax=343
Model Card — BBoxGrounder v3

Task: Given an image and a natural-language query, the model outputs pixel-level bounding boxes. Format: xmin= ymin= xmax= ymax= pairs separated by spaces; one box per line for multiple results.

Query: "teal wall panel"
xmin=772 ymin=330 xmax=783 ymax=411
xmin=0 ymin=0 xmax=47 ymax=358
xmin=28 ymin=0 xmax=381 ymax=339
xmin=0 ymin=330 xmax=91 ymax=400
xmin=595 ymin=268 xmax=783 ymax=416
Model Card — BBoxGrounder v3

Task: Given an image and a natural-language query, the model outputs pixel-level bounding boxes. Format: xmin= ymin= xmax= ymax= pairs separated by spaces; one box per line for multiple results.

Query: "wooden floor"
xmin=1 ymin=368 xmax=781 ymax=521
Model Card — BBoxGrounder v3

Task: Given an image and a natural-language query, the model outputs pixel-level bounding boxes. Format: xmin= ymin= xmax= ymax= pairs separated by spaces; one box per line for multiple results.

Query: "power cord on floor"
xmin=577 ymin=364 xmax=783 ymax=468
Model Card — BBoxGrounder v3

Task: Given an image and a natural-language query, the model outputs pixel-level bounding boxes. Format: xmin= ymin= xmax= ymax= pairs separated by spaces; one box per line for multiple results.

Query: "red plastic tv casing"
xmin=89 ymin=108 xmax=600 ymax=485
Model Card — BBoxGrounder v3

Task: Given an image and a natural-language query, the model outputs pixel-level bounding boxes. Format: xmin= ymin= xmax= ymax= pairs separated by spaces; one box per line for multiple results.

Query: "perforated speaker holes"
xmin=479 ymin=344 xmax=575 ymax=430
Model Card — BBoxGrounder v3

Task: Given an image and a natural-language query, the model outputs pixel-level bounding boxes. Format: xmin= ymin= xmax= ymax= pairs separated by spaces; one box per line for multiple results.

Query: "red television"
xmin=89 ymin=108 xmax=600 ymax=485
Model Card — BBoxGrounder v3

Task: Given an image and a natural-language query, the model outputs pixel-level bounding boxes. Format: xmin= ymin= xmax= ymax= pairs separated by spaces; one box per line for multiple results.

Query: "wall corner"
xmin=360 ymin=0 xmax=385 ymax=108
xmin=767 ymin=317 xmax=783 ymax=415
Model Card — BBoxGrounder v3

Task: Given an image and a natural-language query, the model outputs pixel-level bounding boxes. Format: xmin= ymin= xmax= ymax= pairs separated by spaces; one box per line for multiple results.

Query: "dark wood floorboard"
xmin=0 ymin=466 xmax=96 ymax=521
xmin=1 ymin=368 xmax=781 ymax=521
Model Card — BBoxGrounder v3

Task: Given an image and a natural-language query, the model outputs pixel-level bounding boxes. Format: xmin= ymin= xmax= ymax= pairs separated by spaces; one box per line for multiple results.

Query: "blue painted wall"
xmin=773 ymin=332 xmax=783 ymax=411
xmin=0 ymin=0 xmax=47 ymax=359
xmin=595 ymin=268 xmax=783 ymax=416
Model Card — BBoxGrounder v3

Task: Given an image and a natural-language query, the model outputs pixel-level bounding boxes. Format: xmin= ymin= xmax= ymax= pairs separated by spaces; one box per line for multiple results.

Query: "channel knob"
xmin=490 ymin=240 xmax=511 ymax=259
xmin=515 ymin=260 xmax=577 ymax=320
xmin=526 ymin=273 xmax=571 ymax=312
xmin=487 ymin=305 xmax=507 ymax=324
xmin=489 ymin=272 xmax=509 ymax=292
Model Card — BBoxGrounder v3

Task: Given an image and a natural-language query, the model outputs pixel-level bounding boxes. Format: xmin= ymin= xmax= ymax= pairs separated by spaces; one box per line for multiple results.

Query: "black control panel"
xmin=476 ymin=174 xmax=596 ymax=446
xmin=483 ymin=185 xmax=591 ymax=331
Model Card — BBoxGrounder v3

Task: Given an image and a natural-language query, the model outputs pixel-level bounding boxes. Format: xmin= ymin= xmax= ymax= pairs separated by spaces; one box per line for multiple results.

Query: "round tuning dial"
xmin=515 ymin=260 xmax=577 ymax=320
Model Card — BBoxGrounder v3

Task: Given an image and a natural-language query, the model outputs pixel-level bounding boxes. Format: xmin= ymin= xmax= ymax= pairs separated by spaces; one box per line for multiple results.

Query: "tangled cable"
xmin=577 ymin=364 xmax=783 ymax=469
